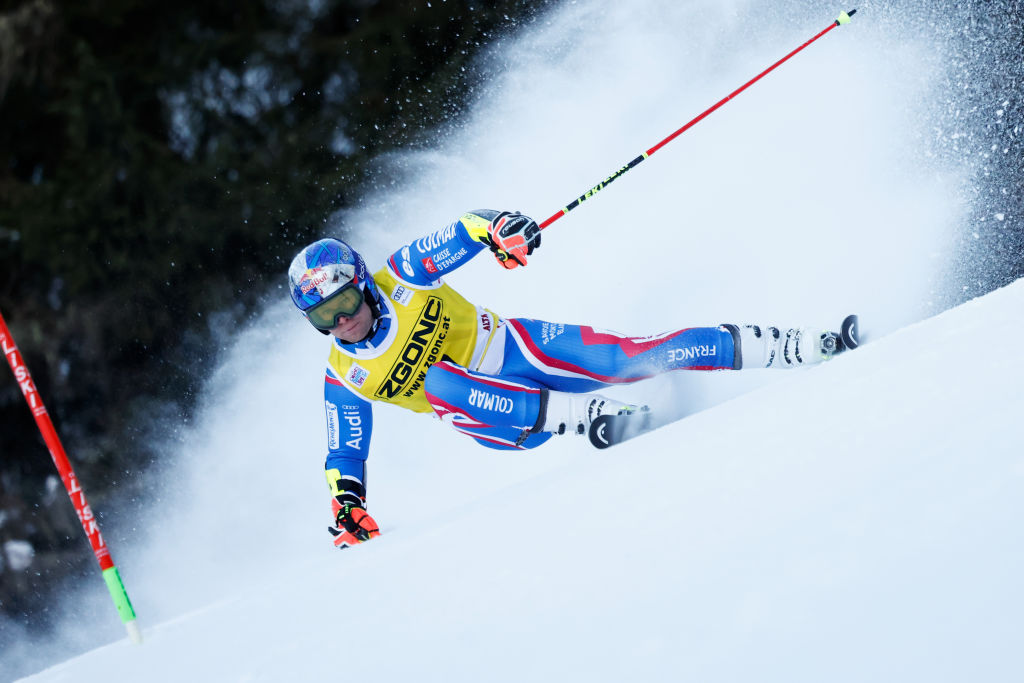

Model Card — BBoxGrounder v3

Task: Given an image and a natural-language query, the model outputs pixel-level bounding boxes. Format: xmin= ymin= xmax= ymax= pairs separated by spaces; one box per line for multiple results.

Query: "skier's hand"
xmin=482 ymin=211 xmax=541 ymax=269
xmin=328 ymin=494 xmax=380 ymax=548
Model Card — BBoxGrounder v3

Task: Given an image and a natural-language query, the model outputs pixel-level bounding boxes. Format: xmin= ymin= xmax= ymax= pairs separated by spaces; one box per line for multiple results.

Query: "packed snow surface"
xmin=21 ymin=280 xmax=1024 ymax=682
xmin=8 ymin=0 xmax=1021 ymax=681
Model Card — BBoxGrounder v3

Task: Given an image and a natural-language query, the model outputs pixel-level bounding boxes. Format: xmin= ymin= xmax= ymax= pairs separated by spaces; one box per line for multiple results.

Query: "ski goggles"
xmin=305 ymin=283 xmax=364 ymax=331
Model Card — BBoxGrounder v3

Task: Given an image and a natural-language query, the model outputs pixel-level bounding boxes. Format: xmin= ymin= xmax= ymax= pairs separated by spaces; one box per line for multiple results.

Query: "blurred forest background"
xmin=1 ymin=0 xmax=1022 ymax=634
xmin=0 ymin=0 xmax=557 ymax=628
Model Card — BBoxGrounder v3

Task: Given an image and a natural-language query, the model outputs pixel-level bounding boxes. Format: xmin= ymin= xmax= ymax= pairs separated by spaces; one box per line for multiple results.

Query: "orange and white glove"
xmin=328 ymin=493 xmax=380 ymax=549
xmin=482 ymin=211 xmax=541 ymax=269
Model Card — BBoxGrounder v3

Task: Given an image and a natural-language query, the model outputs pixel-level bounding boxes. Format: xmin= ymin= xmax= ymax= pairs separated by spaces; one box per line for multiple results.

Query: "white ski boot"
xmin=539 ymin=390 xmax=649 ymax=435
xmin=725 ymin=323 xmax=845 ymax=369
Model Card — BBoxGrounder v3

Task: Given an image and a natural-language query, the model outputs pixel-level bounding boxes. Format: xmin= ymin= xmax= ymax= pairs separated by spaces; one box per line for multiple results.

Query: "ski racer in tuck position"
xmin=288 ymin=210 xmax=855 ymax=548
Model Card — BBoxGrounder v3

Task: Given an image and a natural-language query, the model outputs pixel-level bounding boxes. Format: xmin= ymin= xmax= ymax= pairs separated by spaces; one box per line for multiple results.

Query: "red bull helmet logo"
xmin=291 ymin=262 xmax=358 ymax=308
xmin=299 ymin=267 xmax=331 ymax=295
xmin=288 ymin=238 xmax=372 ymax=313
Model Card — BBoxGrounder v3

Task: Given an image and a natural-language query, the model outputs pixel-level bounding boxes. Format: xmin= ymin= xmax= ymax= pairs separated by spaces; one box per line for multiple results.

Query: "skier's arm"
xmin=323 ymin=369 xmax=380 ymax=548
xmin=387 ymin=209 xmax=541 ymax=284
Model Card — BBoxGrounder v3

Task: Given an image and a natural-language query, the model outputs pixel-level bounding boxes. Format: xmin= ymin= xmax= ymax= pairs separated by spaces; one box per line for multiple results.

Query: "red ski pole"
xmin=538 ymin=9 xmax=857 ymax=230
xmin=0 ymin=309 xmax=141 ymax=644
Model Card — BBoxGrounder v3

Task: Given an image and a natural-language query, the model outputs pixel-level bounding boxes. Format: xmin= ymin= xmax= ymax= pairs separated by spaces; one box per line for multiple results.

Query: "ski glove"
xmin=328 ymin=493 xmax=381 ymax=549
xmin=481 ymin=211 xmax=541 ymax=269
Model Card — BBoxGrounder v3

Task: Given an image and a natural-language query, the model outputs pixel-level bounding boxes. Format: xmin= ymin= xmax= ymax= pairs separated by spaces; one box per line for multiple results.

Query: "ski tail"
xmin=839 ymin=314 xmax=860 ymax=351
xmin=588 ymin=408 xmax=653 ymax=449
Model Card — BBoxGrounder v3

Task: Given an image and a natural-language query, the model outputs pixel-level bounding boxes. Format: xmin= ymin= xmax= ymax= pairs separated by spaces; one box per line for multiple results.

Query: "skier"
xmin=288 ymin=210 xmax=852 ymax=548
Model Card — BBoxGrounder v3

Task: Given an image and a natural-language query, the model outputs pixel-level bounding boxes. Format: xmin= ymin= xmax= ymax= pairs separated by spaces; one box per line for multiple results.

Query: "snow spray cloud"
xmin=857 ymin=0 xmax=1024 ymax=301
xmin=344 ymin=0 xmax=967 ymax=331
xmin=336 ymin=0 xmax=970 ymax=412
xmin=1 ymin=0 xmax=982 ymax=677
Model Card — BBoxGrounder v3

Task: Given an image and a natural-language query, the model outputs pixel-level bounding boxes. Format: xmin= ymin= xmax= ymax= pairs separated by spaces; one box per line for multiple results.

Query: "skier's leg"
xmin=423 ymin=360 xmax=552 ymax=451
xmin=499 ymin=318 xmax=737 ymax=390
xmin=501 ymin=318 xmax=844 ymax=379
xmin=495 ymin=318 xmax=845 ymax=434
xmin=488 ymin=319 xmax=734 ymax=434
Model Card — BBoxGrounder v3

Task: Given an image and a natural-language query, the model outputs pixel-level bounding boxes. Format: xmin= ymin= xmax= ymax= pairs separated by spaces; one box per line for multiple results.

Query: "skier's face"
xmin=329 ymin=299 xmax=373 ymax=342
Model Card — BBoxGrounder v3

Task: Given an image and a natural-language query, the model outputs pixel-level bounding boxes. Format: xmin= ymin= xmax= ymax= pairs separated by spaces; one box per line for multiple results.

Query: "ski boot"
xmin=725 ymin=314 xmax=859 ymax=369
xmin=539 ymin=390 xmax=649 ymax=436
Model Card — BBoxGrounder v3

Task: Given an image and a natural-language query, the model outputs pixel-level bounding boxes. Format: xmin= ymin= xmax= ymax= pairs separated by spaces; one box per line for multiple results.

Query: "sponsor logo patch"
xmin=668 ymin=345 xmax=717 ymax=362
xmin=399 ymin=246 xmax=416 ymax=277
xmin=541 ymin=322 xmax=565 ymax=345
xmin=325 ymin=401 xmax=340 ymax=450
xmin=415 ymin=224 xmax=457 ymax=254
xmin=421 ymin=257 xmax=438 ymax=275
xmin=300 ymin=268 xmax=329 ymax=295
xmin=375 ymin=296 xmax=449 ymax=400
xmin=391 ymin=285 xmax=414 ymax=306
xmin=342 ymin=408 xmax=364 ymax=449
xmin=346 ymin=363 xmax=369 ymax=388
xmin=468 ymin=388 xmax=514 ymax=414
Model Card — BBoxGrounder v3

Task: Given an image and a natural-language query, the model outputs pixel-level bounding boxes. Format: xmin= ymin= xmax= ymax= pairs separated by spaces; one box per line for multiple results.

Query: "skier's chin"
xmin=332 ymin=318 xmax=370 ymax=343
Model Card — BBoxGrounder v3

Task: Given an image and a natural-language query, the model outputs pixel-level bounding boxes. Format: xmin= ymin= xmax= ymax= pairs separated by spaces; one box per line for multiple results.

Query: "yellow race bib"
xmin=327 ymin=267 xmax=498 ymax=413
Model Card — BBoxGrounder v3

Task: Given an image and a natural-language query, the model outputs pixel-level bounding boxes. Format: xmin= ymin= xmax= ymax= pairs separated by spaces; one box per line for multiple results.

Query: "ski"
xmin=588 ymin=409 xmax=653 ymax=449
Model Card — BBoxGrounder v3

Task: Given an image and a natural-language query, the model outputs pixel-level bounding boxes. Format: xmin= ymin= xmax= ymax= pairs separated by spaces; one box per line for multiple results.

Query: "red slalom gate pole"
xmin=0 ymin=309 xmax=141 ymax=644
xmin=538 ymin=9 xmax=857 ymax=231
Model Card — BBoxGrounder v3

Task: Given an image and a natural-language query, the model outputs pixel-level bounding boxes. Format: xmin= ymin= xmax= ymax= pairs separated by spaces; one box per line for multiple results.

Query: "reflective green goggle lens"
xmin=306 ymin=284 xmax=364 ymax=330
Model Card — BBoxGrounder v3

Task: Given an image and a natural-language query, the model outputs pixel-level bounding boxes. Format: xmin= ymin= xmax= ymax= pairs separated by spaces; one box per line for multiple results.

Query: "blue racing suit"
xmin=321 ymin=210 xmax=737 ymax=499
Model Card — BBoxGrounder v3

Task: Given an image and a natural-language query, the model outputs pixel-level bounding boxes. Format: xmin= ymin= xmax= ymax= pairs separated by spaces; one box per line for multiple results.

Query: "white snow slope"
xmin=21 ymin=278 xmax=1024 ymax=683
xmin=8 ymin=0 xmax=1023 ymax=681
